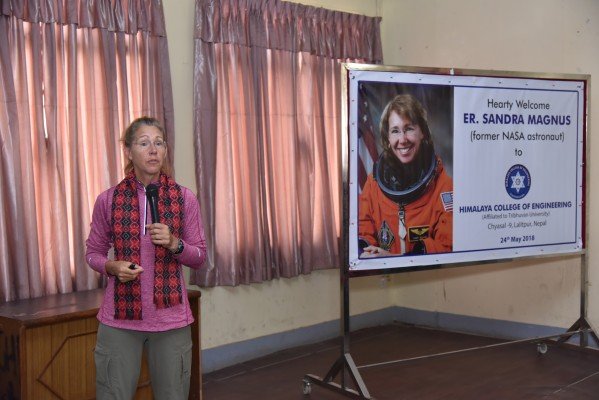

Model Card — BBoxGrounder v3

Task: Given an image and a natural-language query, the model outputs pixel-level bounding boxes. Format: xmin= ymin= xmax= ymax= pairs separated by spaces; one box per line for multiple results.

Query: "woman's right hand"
xmin=361 ymin=246 xmax=391 ymax=258
xmin=105 ymin=260 xmax=144 ymax=282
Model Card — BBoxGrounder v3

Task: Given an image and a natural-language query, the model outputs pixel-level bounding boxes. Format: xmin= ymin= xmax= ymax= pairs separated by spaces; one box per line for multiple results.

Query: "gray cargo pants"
xmin=94 ymin=323 xmax=192 ymax=400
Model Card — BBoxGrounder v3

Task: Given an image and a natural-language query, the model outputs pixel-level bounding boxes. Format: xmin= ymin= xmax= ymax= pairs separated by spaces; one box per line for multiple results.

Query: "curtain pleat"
xmin=0 ymin=0 xmax=174 ymax=302
xmin=191 ymin=0 xmax=382 ymax=286
xmin=1 ymin=0 xmax=167 ymax=34
xmin=195 ymin=0 xmax=382 ymax=60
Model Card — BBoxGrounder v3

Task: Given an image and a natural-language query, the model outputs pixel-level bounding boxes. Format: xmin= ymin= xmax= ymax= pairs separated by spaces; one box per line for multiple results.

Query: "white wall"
xmin=163 ymin=0 xmax=599 ymax=353
xmin=381 ymin=0 xmax=599 ymax=329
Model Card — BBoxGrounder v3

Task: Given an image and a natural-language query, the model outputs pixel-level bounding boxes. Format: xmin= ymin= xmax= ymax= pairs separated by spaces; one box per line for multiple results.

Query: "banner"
xmin=347 ymin=66 xmax=586 ymax=272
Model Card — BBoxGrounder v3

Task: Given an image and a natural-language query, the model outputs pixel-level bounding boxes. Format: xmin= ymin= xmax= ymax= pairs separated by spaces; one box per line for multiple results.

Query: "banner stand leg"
xmin=303 ymin=352 xmax=371 ymax=399
xmin=556 ymin=252 xmax=599 ymax=348
xmin=302 ymin=266 xmax=372 ymax=399
xmin=557 ymin=317 xmax=599 ymax=347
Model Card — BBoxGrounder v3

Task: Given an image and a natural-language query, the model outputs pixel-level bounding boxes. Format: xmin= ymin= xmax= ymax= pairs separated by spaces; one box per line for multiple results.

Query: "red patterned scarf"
xmin=111 ymin=172 xmax=184 ymax=320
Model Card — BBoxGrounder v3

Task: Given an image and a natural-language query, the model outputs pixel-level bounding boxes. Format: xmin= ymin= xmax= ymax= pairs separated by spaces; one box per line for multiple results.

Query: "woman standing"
xmin=359 ymin=94 xmax=453 ymax=257
xmin=86 ymin=117 xmax=206 ymax=399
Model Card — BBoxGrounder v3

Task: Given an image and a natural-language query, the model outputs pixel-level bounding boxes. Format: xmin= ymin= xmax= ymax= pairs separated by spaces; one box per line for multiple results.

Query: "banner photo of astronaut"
xmin=347 ymin=65 xmax=585 ymax=272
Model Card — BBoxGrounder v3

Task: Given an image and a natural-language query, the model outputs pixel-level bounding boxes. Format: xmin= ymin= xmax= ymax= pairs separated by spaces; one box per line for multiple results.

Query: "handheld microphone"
xmin=146 ymin=184 xmax=160 ymax=224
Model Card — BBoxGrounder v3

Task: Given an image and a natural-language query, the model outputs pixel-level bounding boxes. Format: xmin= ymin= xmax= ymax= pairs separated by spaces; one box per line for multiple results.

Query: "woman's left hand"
xmin=147 ymin=223 xmax=178 ymax=252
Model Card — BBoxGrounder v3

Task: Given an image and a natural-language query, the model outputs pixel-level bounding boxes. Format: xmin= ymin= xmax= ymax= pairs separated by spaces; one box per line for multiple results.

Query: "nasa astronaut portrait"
xmin=358 ymin=94 xmax=454 ymax=257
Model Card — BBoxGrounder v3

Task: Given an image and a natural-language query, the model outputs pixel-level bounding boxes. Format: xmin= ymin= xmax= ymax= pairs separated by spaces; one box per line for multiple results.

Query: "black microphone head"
xmin=146 ymin=183 xmax=159 ymax=198
xmin=146 ymin=184 xmax=160 ymax=223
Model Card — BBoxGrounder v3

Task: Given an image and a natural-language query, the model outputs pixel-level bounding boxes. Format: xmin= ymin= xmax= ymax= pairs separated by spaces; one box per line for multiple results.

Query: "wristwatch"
xmin=173 ymin=238 xmax=184 ymax=255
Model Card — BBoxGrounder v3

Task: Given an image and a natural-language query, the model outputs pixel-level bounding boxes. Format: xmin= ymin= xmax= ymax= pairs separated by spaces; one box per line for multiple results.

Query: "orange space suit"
xmin=358 ymin=158 xmax=453 ymax=255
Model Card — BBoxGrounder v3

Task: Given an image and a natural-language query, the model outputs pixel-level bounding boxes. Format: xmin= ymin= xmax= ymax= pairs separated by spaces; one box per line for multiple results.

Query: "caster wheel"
xmin=537 ymin=342 xmax=548 ymax=354
xmin=302 ymin=378 xmax=312 ymax=395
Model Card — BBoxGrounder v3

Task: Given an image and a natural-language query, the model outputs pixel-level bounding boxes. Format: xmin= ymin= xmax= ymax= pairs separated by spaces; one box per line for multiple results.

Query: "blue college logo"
xmin=505 ymin=164 xmax=531 ymax=199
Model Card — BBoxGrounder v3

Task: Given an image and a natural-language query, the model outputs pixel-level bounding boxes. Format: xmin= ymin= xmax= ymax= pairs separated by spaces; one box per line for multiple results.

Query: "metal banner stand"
xmin=302 ymin=254 xmax=598 ymax=399
xmin=302 ymin=66 xmax=595 ymax=399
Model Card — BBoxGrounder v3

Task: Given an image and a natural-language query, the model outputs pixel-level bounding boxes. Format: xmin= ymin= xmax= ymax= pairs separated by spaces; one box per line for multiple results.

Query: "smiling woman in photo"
xmin=359 ymin=94 xmax=453 ymax=257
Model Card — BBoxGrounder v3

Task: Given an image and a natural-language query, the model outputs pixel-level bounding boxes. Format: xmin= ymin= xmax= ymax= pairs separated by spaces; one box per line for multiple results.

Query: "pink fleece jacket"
xmin=85 ymin=178 xmax=207 ymax=331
